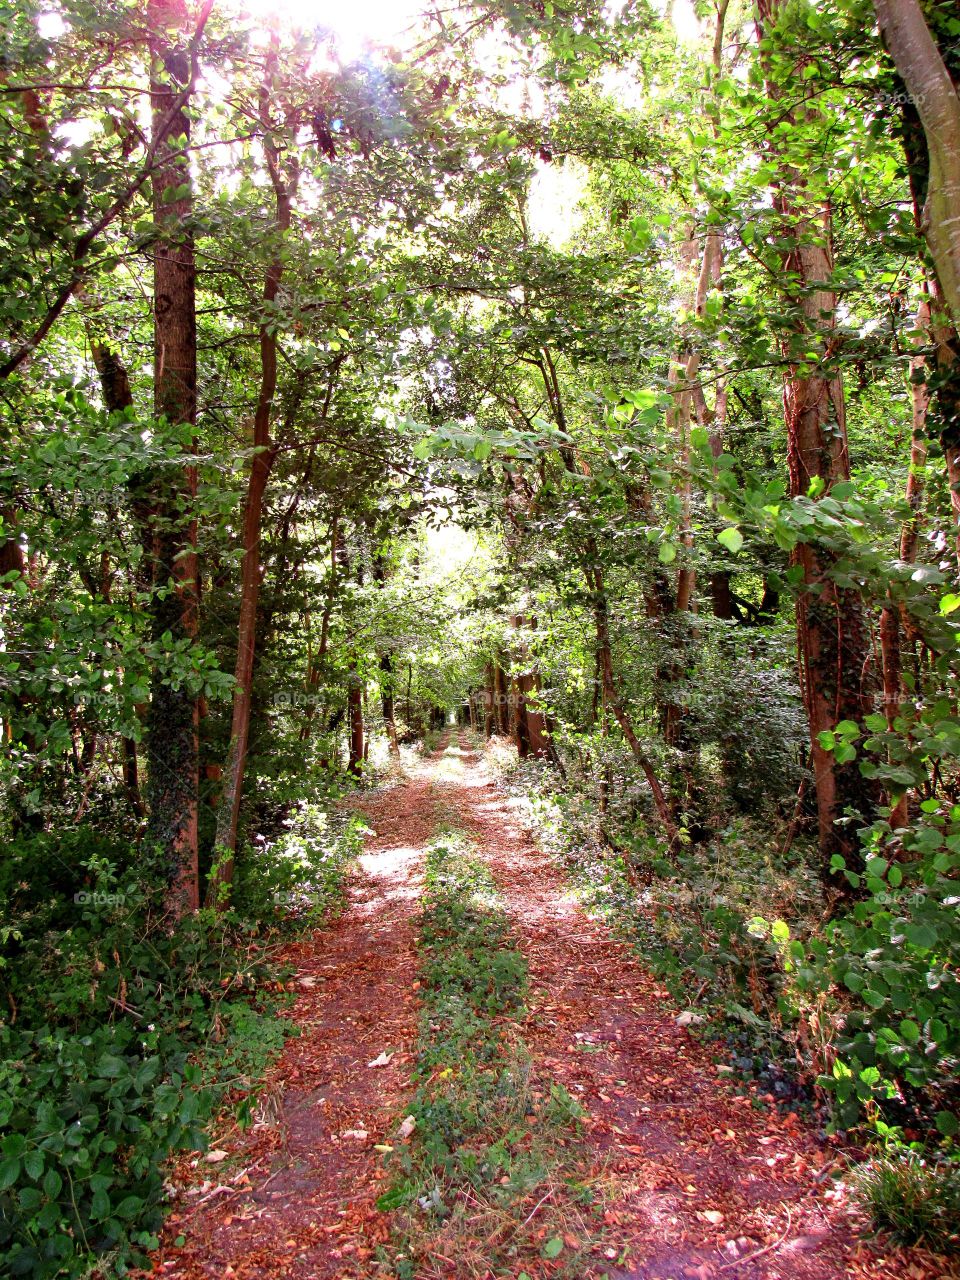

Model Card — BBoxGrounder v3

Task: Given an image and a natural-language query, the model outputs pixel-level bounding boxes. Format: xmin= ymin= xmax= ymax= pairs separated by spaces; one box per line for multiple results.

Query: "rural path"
xmin=148 ymin=734 xmax=925 ymax=1280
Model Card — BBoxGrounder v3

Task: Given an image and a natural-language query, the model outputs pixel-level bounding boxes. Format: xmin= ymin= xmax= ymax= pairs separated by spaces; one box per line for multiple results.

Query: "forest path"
xmin=150 ymin=733 xmax=907 ymax=1280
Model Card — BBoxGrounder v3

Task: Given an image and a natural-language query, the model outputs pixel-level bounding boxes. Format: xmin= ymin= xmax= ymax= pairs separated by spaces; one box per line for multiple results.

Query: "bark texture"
xmin=146 ymin=0 xmax=201 ymax=915
xmin=874 ymin=0 xmax=960 ymax=327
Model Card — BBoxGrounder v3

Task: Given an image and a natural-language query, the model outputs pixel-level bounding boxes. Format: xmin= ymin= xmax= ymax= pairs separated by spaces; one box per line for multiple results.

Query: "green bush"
xmin=232 ymin=801 xmax=363 ymax=925
xmin=792 ymin=809 xmax=960 ymax=1138
xmin=0 ymin=809 xmax=357 ymax=1277
xmin=0 ymin=1022 xmax=210 ymax=1278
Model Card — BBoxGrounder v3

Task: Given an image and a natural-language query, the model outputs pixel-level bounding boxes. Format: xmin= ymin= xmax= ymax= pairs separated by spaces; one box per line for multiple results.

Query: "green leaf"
xmin=658 ymin=541 xmax=677 ymax=564
xmin=543 ymin=1237 xmax=564 ymax=1259
xmin=716 ymin=526 xmax=744 ymax=554
xmin=0 ymin=1158 xmax=20 ymax=1190
xmin=904 ymin=923 xmax=937 ymax=950
xmin=935 ymin=1110 xmax=959 ymax=1137
xmin=376 ymin=1183 xmax=414 ymax=1212
xmin=899 ymin=1019 xmax=920 ymax=1045
xmin=91 ymin=1188 xmax=111 ymax=1221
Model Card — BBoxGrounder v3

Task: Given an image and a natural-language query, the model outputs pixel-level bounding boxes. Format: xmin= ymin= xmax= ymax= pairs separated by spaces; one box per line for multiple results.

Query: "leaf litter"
xmin=140 ymin=733 xmax=952 ymax=1280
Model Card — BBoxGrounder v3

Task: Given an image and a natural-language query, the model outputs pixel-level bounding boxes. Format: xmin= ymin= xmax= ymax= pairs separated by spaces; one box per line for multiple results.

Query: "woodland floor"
xmin=146 ymin=734 xmax=948 ymax=1280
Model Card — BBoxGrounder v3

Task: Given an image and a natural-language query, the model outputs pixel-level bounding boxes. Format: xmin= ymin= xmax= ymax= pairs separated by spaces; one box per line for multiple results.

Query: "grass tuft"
xmin=852 ymin=1152 xmax=960 ymax=1255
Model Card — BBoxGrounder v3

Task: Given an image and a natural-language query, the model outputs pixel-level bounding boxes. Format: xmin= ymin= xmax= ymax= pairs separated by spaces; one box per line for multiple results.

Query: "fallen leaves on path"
xmin=139 ymin=734 xmax=951 ymax=1280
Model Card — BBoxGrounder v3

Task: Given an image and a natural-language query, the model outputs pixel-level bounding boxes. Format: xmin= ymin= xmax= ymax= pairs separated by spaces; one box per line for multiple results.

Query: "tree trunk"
xmin=759 ymin=0 xmax=879 ymax=894
xmin=588 ymin=564 xmax=677 ymax=843
xmin=493 ymin=660 xmax=509 ymax=734
xmin=208 ymin=45 xmax=299 ymax=904
xmin=380 ymin=654 xmax=400 ymax=755
xmin=510 ymin=614 xmax=550 ymax=758
xmin=347 ymin=662 xmax=364 ymax=776
xmin=874 ymin=0 xmax=960 ymax=327
xmin=146 ymin=0 xmax=201 ymax=917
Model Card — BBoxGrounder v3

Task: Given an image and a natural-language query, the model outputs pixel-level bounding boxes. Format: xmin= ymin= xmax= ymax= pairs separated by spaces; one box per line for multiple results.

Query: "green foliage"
xmin=792 ymin=811 xmax=960 ymax=1137
xmin=0 ymin=811 xmax=356 ymax=1276
xmin=0 ymin=1022 xmax=209 ymax=1278
xmin=232 ymin=801 xmax=364 ymax=927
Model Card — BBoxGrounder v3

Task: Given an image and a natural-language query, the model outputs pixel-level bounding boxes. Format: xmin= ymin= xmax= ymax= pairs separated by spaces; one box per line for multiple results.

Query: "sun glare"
xmin=239 ymin=0 xmax=423 ymax=60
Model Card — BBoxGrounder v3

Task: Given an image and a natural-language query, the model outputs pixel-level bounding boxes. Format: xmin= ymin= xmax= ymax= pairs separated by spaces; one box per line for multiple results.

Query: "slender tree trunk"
xmin=493 ymin=660 xmax=509 ymax=734
xmin=881 ymin=299 xmax=933 ymax=827
xmin=483 ymin=664 xmax=495 ymax=736
xmin=299 ymin=513 xmax=340 ymax=743
xmin=510 ymin=614 xmax=549 ymax=758
xmin=146 ymin=0 xmax=201 ymax=916
xmin=371 ymin=550 xmax=400 ymax=756
xmin=380 ymin=654 xmax=400 ymax=755
xmin=347 ymin=663 xmax=364 ymax=775
xmin=902 ymin=302 xmax=930 ymax=569
xmin=589 ymin=565 xmax=678 ymax=844
xmin=893 ymin=83 xmax=960 ymax=577
xmin=208 ymin=47 xmax=299 ymax=904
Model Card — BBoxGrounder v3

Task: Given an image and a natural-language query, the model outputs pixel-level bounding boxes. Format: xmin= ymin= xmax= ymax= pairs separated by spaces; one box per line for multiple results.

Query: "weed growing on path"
xmin=379 ymin=830 xmax=600 ymax=1278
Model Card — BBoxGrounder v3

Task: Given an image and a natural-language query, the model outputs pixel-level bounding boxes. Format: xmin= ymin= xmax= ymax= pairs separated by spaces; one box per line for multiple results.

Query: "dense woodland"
xmin=2 ymin=0 xmax=960 ymax=1275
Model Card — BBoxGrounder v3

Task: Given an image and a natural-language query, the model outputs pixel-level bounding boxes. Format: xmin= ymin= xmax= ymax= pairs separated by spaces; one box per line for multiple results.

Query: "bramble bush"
xmin=0 ymin=803 xmax=358 ymax=1278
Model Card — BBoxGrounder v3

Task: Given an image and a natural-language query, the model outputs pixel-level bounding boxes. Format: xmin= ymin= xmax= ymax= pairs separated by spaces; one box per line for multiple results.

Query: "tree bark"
xmin=758 ymin=0 xmax=880 ymax=894
xmin=874 ymin=0 xmax=960 ymax=328
xmin=208 ymin=55 xmax=300 ymax=902
xmin=347 ymin=662 xmax=364 ymax=776
xmin=146 ymin=0 xmax=201 ymax=917
xmin=380 ymin=654 xmax=400 ymax=755
xmin=510 ymin=614 xmax=550 ymax=758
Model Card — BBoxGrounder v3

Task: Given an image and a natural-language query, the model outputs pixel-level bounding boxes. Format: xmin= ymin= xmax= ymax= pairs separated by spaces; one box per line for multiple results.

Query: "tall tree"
xmin=209 ymin=43 xmax=301 ymax=901
xmin=145 ymin=0 xmax=205 ymax=915
xmin=757 ymin=0 xmax=879 ymax=890
xmin=874 ymin=0 xmax=960 ymax=327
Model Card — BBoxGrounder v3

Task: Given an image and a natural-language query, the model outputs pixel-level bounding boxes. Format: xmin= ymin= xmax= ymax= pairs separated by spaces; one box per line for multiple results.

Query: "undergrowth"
xmin=852 ymin=1151 xmax=960 ymax=1256
xmin=379 ymin=829 xmax=602 ymax=1279
xmin=0 ymin=801 xmax=359 ymax=1278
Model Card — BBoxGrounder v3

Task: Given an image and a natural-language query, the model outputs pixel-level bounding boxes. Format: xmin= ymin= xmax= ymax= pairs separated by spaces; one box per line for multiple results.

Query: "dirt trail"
xmin=150 ymin=751 xmax=439 ymax=1280
xmin=151 ymin=734 xmax=918 ymax=1280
